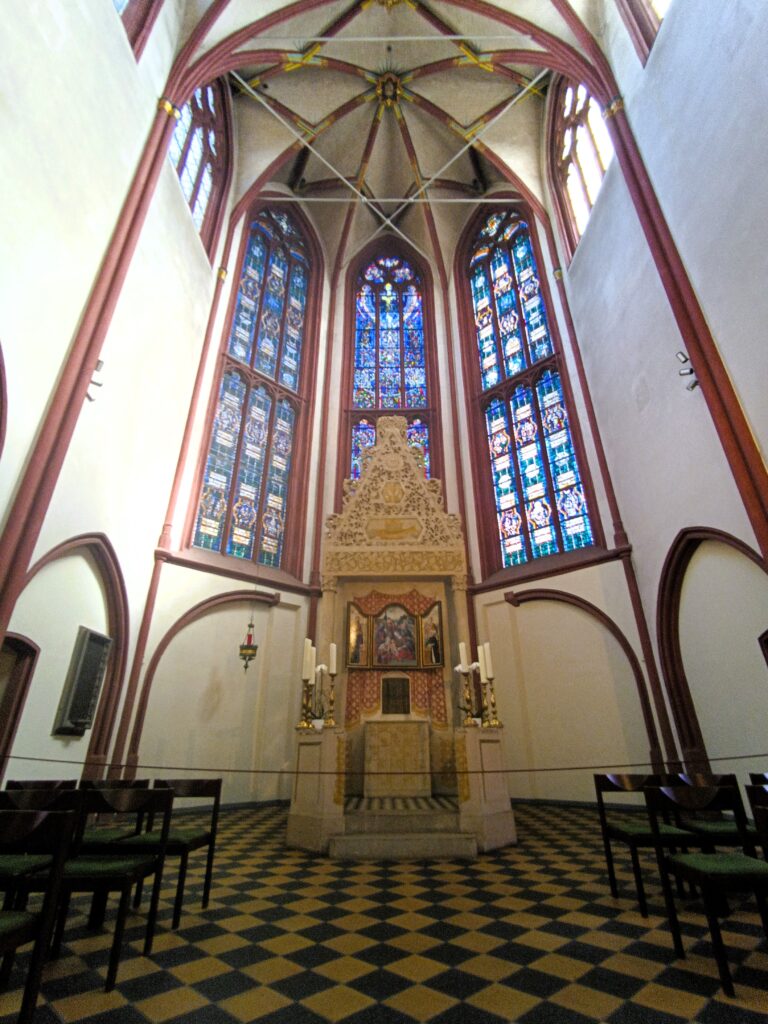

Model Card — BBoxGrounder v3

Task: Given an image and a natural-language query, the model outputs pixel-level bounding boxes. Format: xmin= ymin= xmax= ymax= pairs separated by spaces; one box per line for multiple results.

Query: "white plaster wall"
xmin=8 ymin=553 xmax=108 ymax=781
xmin=678 ymin=542 xmax=768 ymax=780
xmin=475 ymin=561 xmax=654 ymax=804
xmin=137 ymin=567 xmax=309 ymax=805
xmin=0 ymin=1 xmax=181 ymax=524
xmin=561 ymin=17 xmax=763 ymax=638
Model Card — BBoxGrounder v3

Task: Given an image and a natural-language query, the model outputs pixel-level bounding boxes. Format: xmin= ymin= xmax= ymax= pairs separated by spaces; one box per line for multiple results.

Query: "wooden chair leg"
xmin=173 ymin=852 xmax=189 ymax=930
xmin=755 ymin=890 xmax=768 ymax=939
xmin=132 ymin=879 xmax=144 ymax=910
xmin=202 ymin=844 xmax=215 ymax=909
xmin=659 ymin=867 xmax=685 ymax=959
xmin=106 ymin=887 xmax=131 ymax=992
xmin=601 ymin=836 xmax=618 ymax=897
xmin=702 ymin=887 xmax=734 ymax=997
xmin=88 ymin=890 xmax=108 ymax=929
xmin=51 ymin=890 xmax=72 ymax=958
xmin=629 ymin=846 xmax=648 ymax=917
xmin=0 ymin=951 xmax=15 ymax=990
xmin=144 ymin=868 xmax=165 ymax=955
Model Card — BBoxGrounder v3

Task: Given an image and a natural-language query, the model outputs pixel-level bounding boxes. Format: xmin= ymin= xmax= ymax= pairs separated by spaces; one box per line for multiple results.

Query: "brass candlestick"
xmin=487 ymin=673 xmax=501 ymax=727
xmin=461 ymin=668 xmax=478 ymax=726
xmin=296 ymin=677 xmax=313 ymax=729
xmin=481 ymin=680 xmax=490 ymax=727
xmin=324 ymin=672 xmax=337 ymax=727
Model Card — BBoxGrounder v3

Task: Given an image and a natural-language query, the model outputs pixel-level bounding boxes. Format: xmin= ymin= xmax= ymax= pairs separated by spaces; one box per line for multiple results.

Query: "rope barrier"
xmin=5 ymin=751 xmax=768 ymax=779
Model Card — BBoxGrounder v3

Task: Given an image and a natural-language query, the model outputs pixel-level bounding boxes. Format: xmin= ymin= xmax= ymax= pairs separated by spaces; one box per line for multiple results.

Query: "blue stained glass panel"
xmin=491 ymin=247 xmax=525 ymax=376
xmin=485 ymin=398 xmax=526 ymax=567
xmin=351 ymin=419 xmax=376 ymax=479
xmin=354 ymin=286 xmax=376 ymax=408
xmin=510 ymin=385 xmax=559 ymax=559
xmin=254 ymin=246 xmax=288 ymax=379
xmin=226 ymin=385 xmax=271 ymax=559
xmin=378 ymin=284 xmax=402 ymax=408
xmin=407 ymin=418 xmax=430 ymax=477
xmin=257 ymin=399 xmax=295 ymax=567
xmin=228 ymin=229 xmax=267 ymax=365
xmin=471 ymin=265 xmax=500 ymax=390
xmin=536 ymin=369 xmax=594 ymax=552
xmin=278 ymin=260 xmax=307 ymax=391
xmin=511 ymin=230 xmax=554 ymax=365
xmin=193 ymin=369 xmax=246 ymax=553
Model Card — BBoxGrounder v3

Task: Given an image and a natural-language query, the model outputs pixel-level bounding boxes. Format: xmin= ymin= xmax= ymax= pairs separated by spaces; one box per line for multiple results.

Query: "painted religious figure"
xmin=420 ymin=603 xmax=443 ymax=667
xmin=373 ymin=604 xmax=418 ymax=667
xmin=346 ymin=604 xmax=370 ymax=667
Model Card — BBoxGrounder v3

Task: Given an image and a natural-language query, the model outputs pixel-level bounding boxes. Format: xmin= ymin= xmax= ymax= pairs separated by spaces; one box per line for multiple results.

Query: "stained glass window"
xmin=551 ymin=81 xmax=614 ymax=251
xmin=470 ymin=210 xmax=594 ymax=569
xmin=348 ymin=255 xmax=433 ymax=479
xmin=193 ymin=208 xmax=311 ymax=569
xmin=167 ymin=80 xmax=230 ymax=252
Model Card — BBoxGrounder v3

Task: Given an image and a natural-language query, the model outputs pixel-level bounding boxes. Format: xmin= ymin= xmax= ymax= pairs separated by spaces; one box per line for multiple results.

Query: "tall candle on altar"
xmin=308 ymin=646 xmax=316 ymax=684
xmin=329 ymin=643 xmax=337 ymax=676
xmin=477 ymin=645 xmax=488 ymax=683
xmin=483 ymin=641 xmax=494 ymax=679
xmin=458 ymin=642 xmax=468 ymax=671
xmin=301 ymin=638 xmax=312 ymax=681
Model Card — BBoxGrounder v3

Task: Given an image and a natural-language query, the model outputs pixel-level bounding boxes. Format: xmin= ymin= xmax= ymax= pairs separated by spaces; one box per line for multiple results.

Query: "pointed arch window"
xmin=192 ymin=209 xmax=313 ymax=570
xmin=549 ymin=80 xmax=615 ymax=259
xmin=112 ymin=0 xmax=163 ymax=60
xmin=615 ymin=0 xmax=671 ymax=63
xmin=346 ymin=255 xmax=438 ymax=481
xmin=167 ymin=80 xmax=232 ymax=256
xmin=467 ymin=210 xmax=596 ymax=570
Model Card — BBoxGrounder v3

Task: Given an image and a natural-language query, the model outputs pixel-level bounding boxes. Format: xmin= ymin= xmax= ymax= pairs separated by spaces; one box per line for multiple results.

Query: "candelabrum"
xmin=297 ymin=675 xmax=314 ymax=729
xmin=486 ymin=672 xmax=501 ymax=727
xmin=324 ymin=670 xmax=337 ymax=727
xmin=457 ymin=663 xmax=478 ymax=726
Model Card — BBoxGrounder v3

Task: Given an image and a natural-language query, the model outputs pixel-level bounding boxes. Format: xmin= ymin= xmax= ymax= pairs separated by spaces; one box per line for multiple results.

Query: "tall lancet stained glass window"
xmin=350 ymin=256 xmax=431 ymax=479
xmin=192 ymin=209 xmax=310 ymax=568
xmin=470 ymin=211 xmax=594 ymax=568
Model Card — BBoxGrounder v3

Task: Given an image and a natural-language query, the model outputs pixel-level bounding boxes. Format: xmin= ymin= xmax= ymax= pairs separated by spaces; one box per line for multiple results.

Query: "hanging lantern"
xmin=239 ymin=618 xmax=258 ymax=672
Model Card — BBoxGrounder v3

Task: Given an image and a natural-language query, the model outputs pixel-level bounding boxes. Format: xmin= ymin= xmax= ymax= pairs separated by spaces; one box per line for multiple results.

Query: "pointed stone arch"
xmin=25 ymin=534 xmax=129 ymax=778
xmin=657 ymin=527 xmax=767 ymax=769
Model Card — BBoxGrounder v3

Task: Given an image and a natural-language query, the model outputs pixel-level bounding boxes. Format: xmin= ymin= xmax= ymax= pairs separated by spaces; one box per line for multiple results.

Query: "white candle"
xmin=329 ymin=642 xmax=337 ymax=675
xmin=301 ymin=638 xmax=312 ymax=680
xmin=483 ymin=641 xmax=494 ymax=679
xmin=458 ymin=642 xmax=468 ymax=671
xmin=477 ymin=645 xmax=488 ymax=683
xmin=308 ymin=645 xmax=316 ymax=684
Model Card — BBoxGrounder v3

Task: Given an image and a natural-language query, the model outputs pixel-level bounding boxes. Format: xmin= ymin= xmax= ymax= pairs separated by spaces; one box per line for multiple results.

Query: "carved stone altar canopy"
xmin=323 ymin=416 xmax=467 ymax=585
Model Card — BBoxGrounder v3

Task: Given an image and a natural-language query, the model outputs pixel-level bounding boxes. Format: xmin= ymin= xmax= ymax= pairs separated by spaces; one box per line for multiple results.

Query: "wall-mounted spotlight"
xmin=86 ymin=360 xmax=104 ymax=402
xmin=675 ymin=352 xmax=699 ymax=391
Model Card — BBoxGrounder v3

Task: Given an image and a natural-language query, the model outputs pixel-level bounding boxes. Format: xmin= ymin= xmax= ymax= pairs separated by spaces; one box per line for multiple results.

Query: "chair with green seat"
xmin=0 ymin=789 xmax=81 ymax=911
xmin=594 ymin=773 xmax=693 ymax=917
xmin=644 ymin=783 xmax=768 ymax=997
xmin=746 ymin=784 xmax=768 ymax=860
xmin=43 ymin=787 xmax=174 ymax=991
xmin=675 ymin=773 xmax=758 ymax=854
xmin=122 ymin=778 xmax=222 ymax=928
xmin=78 ymin=778 xmax=151 ymax=845
xmin=0 ymin=809 xmax=76 ymax=1024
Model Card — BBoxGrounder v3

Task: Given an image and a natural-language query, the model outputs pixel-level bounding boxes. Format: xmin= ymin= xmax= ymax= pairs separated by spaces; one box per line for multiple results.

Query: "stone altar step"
xmin=328 ymin=831 xmax=478 ymax=861
xmin=343 ymin=795 xmax=460 ymax=834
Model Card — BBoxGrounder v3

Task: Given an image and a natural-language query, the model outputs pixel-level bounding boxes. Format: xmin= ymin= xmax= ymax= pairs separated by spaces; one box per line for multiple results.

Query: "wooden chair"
xmin=0 ymin=809 xmax=76 ymax=1024
xmin=5 ymin=780 xmax=77 ymax=791
xmin=644 ymin=784 xmax=768 ymax=996
xmin=749 ymin=772 xmax=768 ymax=785
xmin=122 ymin=778 xmax=222 ymax=928
xmin=746 ymin=784 xmax=768 ymax=860
xmin=78 ymin=778 xmax=151 ymax=844
xmin=0 ymin=790 xmax=80 ymax=910
xmin=674 ymin=773 xmax=758 ymax=854
xmin=594 ymin=773 xmax=692 ymax=917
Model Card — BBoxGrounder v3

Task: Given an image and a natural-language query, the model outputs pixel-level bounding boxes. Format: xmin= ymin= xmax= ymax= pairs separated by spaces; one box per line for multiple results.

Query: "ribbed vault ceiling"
xmin=179 ymin=0 xmax=604 ymax=272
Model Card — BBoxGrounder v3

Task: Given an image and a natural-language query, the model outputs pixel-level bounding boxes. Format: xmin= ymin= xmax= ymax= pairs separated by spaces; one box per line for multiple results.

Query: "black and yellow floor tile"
xmin=1 ymin=802 xmax=767 ymax=1023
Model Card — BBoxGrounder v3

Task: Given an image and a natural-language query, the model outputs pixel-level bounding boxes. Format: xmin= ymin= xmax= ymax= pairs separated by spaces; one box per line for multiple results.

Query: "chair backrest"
xmin=676 ymin=772 xmax=738 ymax=788
xmin=749 ymin=772 xmax=768 ymax=785
xmin=79 ymin=778 xmax=150 ymax=789
xmin=6 ymin=779 xmax=77 ymax=791
xmin=645 ymin=784 xmax=751 ymax=845
xmin=0 ymin=808 xmax=77 ymax=857
xmin=594 ymin=773 xmax=661 ymax=821
xmin=745 ymin=784 xmax=768 ymax=859
xmin=0 ymin=788 xmax=83 ymax=813
xmin=78 ymin=787 xmax=174 ymax=850
xmin=153 ymin=778 xmax=222 ymax=833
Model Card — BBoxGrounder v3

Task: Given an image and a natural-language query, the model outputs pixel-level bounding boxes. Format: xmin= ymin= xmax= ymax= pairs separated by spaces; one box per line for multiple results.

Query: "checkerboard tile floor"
xmin=1 ymin=802 xmax=767 ymax=1023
